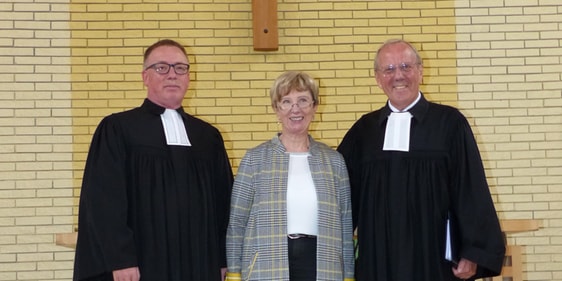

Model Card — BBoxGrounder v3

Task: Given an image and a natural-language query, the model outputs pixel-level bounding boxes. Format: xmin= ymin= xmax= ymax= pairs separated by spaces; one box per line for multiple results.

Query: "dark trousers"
xmin=288 ymin=236 xmax=317 ymax=281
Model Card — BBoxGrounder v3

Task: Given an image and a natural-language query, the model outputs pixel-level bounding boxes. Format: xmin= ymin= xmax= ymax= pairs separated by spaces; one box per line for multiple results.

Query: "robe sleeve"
xmin=213 ymin=130 xmax=235 ymax=268
xmin=75 ymin=115 xmax=138 ymax=279
xmin=449 ymin=114 xmax=506 ymax=277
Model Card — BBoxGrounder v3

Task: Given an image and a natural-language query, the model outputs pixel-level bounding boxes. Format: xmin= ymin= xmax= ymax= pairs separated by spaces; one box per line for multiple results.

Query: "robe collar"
xmin=378 ymin=92 xmax=429 ymax=126
xmin=142 ymin=98 xmax=186 ymax=116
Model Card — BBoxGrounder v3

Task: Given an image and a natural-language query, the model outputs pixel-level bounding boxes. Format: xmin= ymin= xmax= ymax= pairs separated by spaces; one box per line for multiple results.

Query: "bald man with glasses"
xmin=338 ymin=39 xmax=505 ymax=281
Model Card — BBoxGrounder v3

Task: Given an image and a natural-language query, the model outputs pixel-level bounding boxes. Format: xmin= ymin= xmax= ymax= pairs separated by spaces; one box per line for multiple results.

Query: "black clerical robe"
xmin=337 ymin=95 xmax=505 ymax=281
xmin=73 ymin=99 xmax=233 ymax=281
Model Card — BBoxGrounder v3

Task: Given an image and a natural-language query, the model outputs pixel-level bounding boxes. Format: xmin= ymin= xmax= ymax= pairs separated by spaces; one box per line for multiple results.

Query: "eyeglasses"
xmin=145 ymin=63 xmax=190 ymax=75
xmin=377 ymin=62 xmax=420 ymax=76
xmin=278 ymin=98 xmax=314 ymax=111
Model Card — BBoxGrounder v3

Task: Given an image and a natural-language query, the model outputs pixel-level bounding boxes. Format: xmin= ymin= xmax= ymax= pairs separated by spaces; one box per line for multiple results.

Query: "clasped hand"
xmin=452 ymin=258 xmax=477 ymax=280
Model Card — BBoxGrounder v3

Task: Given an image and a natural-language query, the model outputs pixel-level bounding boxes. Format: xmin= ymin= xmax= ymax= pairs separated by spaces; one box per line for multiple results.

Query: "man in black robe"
xmin=337 ymin=39 xmax=505 ymax=281
xmin=73 ymin=39 xmax=233 ymax=281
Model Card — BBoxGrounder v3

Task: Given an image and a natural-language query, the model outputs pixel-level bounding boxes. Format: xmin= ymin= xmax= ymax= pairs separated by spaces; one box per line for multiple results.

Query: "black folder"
xmin=445 ymin=212 xmax=460 ymax=267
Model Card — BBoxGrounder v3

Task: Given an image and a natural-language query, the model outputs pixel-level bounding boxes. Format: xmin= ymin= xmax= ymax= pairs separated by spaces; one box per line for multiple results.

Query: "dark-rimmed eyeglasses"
xmin=145 ymin=63 xmax=190 ymax=75
xmin=377 ymin=62 xmax=420 ymax=76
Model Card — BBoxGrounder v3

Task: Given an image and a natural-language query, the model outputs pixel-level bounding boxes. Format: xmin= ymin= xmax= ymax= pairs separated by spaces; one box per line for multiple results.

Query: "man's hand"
xmin=452 ymin=258 xmax=477 ymax=280
xmin=112 ymin=266 xmax=140 ymax=281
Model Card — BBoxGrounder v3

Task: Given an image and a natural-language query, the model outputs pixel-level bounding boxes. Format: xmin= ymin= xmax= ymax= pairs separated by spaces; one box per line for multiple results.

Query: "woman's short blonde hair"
xmin=270 ymin=71 xmax=319 ymax=110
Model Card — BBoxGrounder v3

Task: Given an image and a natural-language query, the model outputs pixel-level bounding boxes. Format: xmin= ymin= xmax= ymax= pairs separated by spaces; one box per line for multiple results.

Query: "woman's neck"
xmin=279 ymin=133 xmax=309 ymax=153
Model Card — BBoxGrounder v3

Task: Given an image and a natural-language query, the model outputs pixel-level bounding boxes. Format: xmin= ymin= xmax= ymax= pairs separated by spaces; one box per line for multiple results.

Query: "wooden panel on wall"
xmin=252 ymin=0 xmax=278 ymax=51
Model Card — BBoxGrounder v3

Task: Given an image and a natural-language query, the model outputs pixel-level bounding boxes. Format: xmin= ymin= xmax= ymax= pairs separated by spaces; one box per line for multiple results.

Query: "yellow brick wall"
xmin=1 ymin=0 xmax=560 ymax=280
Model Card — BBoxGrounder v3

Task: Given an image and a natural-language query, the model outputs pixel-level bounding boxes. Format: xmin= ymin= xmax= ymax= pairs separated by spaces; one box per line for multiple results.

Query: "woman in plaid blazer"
xmin=226 ymin=71 xmax=355 ymax=281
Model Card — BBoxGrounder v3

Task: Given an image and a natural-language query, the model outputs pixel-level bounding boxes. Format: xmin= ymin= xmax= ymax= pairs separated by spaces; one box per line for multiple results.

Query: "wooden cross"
xmin=252 ymin=0 xmax=278 ymax=51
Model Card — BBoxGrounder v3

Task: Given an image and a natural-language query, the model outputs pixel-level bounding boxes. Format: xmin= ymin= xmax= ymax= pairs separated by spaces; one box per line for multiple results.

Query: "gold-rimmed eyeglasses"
xmin=377 ymin=62 xmax=420 ymax=76
xmin=277 ymin=98 xmax=313 ymax=111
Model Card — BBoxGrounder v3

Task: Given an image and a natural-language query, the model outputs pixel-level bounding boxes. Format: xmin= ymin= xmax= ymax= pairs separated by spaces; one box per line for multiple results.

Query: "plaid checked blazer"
xmin=226 ymin=135 xmax=355 ymax=281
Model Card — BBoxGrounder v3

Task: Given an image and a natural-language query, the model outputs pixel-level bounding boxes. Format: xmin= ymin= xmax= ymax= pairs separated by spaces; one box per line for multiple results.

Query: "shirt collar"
xmin=378 ymin=92 xmax=429 ymax=125
xmin=388 ymin=92 xmax=422 ymax=112
xmin=273 ymin=133 xmax=318 ymax=155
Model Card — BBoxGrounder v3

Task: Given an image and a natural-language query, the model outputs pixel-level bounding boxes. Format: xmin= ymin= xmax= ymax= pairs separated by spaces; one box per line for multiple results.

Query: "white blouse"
xmin=286 ymin=152 xmax=318 ymax=236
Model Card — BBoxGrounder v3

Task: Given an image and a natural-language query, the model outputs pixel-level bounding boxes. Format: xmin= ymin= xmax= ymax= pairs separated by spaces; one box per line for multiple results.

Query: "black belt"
xmin=288 ymin=233 xmax=317 ymax=239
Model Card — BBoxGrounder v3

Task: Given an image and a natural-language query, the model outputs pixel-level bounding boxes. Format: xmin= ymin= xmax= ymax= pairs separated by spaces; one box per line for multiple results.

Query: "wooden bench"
xmin=56 ymin=219 xmax=542 ymax=281
xmin=481 ymin=219 xmax=541 ymax=281
xmin=55 ymin=231 xmax=77 ymax=249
